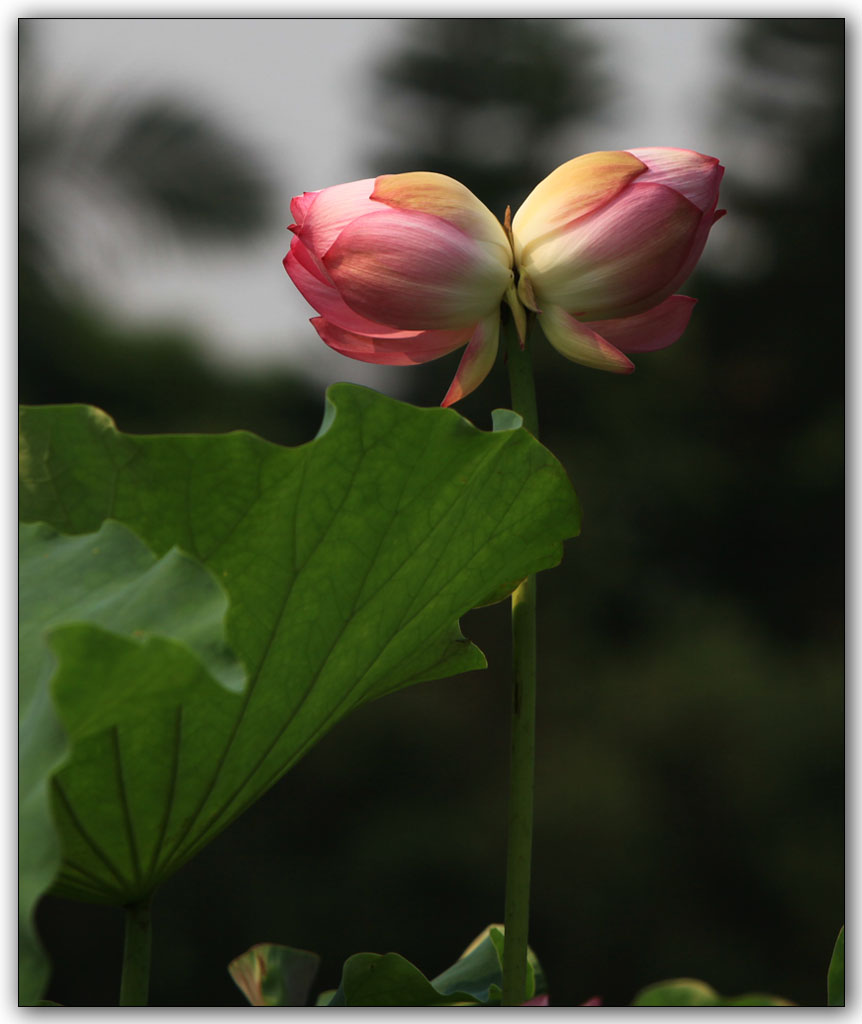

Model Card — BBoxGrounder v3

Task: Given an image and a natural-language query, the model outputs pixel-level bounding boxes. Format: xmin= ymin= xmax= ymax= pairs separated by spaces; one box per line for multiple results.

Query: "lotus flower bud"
xmin=284 ymin=150 xmax=724 ymax=403
xmin=284 ymin=172 xmax=517 ymax=405
xmin=511 ymin=148 xmax=725 ymax=373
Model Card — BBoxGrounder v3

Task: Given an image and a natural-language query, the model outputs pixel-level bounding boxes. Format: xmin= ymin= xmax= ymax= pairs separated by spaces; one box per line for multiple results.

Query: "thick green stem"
xmin=501 ymin=317 xmax=539 ymax=1006
xmin=119 ymin=896 xmax=152 ymax=1006
xmin=504 ymin=316 xmax=539 ymax=438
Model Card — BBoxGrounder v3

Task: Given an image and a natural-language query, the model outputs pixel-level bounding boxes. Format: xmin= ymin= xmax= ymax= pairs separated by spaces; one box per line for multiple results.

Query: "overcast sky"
xmin=28 ymin=18 xmax=737 ymax=383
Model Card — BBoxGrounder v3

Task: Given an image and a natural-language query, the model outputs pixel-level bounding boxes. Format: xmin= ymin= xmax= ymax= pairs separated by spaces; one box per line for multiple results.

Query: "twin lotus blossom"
xmin=284 ymin=148 xmax=725 ymax=406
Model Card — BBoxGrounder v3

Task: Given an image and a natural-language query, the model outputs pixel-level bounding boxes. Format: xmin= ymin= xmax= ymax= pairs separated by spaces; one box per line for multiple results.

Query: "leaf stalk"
xmin=119 ymin=895 xmax=152 ymax=1006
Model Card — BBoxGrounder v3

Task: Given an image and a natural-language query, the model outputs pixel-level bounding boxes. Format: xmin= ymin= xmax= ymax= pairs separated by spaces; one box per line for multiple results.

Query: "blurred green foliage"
xmin=827 ymin=925 xmax=845 ymax=1006
xmin=22 ymin=17 xmax=842 ymax=1008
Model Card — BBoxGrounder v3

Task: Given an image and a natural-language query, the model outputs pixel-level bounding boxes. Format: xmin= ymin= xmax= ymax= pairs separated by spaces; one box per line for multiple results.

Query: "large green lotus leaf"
xmin=18 ymin=384 xmax=580 ymax=914
xmin=19 ymin=520 xmax=240 ymax=1004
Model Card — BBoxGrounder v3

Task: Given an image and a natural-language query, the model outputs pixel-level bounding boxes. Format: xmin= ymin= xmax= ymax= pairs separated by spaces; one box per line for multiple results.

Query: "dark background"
xmin=21 ymin=18 xmax=844 ymax=1007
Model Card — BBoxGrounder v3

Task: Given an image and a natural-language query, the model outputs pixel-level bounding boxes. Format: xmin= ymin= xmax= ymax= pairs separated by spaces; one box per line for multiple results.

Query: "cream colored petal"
xmin=373 ymin=171 xmax=512 ymax=267
xmin=511 ymin=150 xmax=645 ymax=261
xmin=538 ymin=304 xmax=634 ymax=374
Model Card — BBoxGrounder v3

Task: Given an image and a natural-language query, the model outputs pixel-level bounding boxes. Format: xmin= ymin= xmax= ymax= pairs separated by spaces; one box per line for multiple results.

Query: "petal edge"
xmin=584 ymin=295 xmax=697 ymax=353
xmin=312 ymin=317 xmax=472 ymax=366
xmin=537 ymin=304 xmax=634 ymax=374
xmin=441 ymin=309 xmax=501 ymax=407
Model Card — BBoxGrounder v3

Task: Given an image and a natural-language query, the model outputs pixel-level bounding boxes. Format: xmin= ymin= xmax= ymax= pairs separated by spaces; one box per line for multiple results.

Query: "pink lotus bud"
xmin=284 ymin=172 xmax=515 ymax=405
xmin=511 ymin=148 xmax=725 ymax=373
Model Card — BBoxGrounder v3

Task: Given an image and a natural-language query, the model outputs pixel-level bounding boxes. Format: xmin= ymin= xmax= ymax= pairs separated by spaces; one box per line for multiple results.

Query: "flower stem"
xmin=502 ymin=317 xmax=539 ymax=1006
xmin=119 ymin=896 xmax=152 ymax=1006
xmin=505 ymin=315 xmax=539 ymax=438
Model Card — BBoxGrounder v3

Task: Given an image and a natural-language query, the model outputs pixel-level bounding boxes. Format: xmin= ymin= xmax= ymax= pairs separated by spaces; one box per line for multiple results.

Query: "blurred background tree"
xmin=25 ymin=17 xmax=843 ymax=1008
xmin=370 ymin=17 xmax=605 ymax=220
xmin=19 ymin=23 xmax=321 ymax=442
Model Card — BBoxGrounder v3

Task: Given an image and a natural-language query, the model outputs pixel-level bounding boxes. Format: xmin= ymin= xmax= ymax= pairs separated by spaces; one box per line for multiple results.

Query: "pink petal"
xmin=537 ymin=304 xmax=634 ymax=374
xmin=626 ymin=147 xmax=724 ymax=213
xmin=290 ymin=178 xmax=378 ymax=260
xmin=311 ymin=316 xmax=473 ymax=366
xmin=441 ymin=309 xmax=500 ymax=407
xmin=656 ymin=204 xmax=721 ymax=304
xmin=521 ymin=995 xmax=550 ymax=1006
xmin=285 ymin=240 xmax=422 ymax=339
xmin=285 ymin=231 xmax=331 ymax=288
xmin=584 ymin=295 xmax=697 ymax=353
xmin=581 ymin=996 xmax=602 ymax=1006
xmin=520 ymin=182 xmax=702 ymax=321
xmin=324 ymin=208 xmax=512 ymax=330
xmin=289 ymin=190 xmax=318 ymax=229
xmin=620 ymin=150 xmax=725 ymax=304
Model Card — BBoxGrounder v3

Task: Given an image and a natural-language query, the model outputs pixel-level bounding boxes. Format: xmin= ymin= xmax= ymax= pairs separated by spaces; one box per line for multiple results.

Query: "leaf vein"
xmin=52 ymin=777 xmax=131 ymax=893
